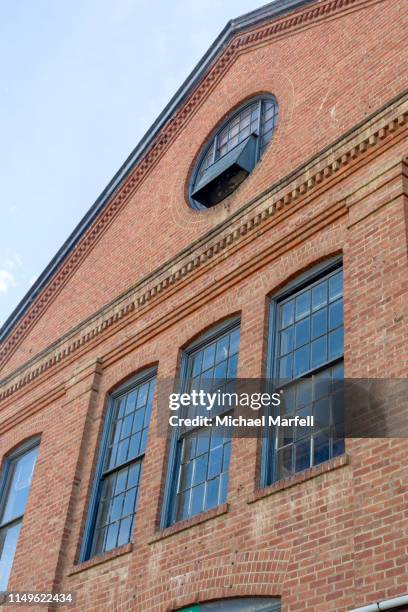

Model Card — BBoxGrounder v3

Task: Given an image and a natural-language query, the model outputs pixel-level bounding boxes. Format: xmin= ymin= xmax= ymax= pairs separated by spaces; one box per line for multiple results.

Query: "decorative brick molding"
xmin=137 ymin=548 xmax=291 ymax=611
xmin=0 ymin=94 xmax=407 ymax=405
xmin=0 ymin=0 xmax=386 ymax=370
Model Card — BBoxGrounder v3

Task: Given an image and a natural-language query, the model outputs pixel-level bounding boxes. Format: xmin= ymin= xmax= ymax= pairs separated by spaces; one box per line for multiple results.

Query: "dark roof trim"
xmin=0 ymin=0 xmax=315 ymax=343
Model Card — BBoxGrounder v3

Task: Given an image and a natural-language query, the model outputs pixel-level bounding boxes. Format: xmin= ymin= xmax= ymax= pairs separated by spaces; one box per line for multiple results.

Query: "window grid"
xmin=272 ymin=267 xmax=344 ymax=482
xmin=90 ymin=375 xmax=155 ymax=557
xmin=0 ymin=442 xmax=39 ymax=591
xmin=196 ymin=97 xmax=278 ymax=183
xmin=216 ymin=101 xmax=260 ymax=160
xmin=171 ymin=325 xmax=240 ymax=524
xmin=277 ymin=269 xmax=344 ymax=382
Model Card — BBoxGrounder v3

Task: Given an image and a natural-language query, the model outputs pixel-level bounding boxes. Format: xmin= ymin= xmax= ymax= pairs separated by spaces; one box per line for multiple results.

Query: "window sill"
xmin=149 ymin=503 xmax=229 ymax=544
xmin=68 ymin=542 xmax=133 ymax=575
xmin=248 ymin=454 xmax=349 ymax=504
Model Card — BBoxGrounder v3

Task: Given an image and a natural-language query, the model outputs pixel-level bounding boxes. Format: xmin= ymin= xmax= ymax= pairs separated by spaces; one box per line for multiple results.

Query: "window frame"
xmin=161 ymin=316 xmax=240 ymax=528
xmin=261 ymin=256 xmax=344 ymax=488
xmin=80 ymin=366 xmax=157 ymax=562
xmin=0 ymin=436 xmax=40 ymax=590
xmin=189 ymin=95 xmax=278 ymax=210
xmin=176 ymin=598 xmax=281 ymax=611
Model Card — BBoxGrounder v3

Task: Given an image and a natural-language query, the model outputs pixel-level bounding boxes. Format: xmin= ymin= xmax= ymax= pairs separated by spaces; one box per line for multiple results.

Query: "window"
xmin=264 ymin=260 xmax=344 ymax=484
xmin=163 ymin=319 xmax=240 ymax=526
xmin=190 ymin=96 xmax=278 ymax=209
xmin=82 ymin=369 xmax=156 ymax=560
xmin=176 ymin=598 xmax=281 ymax=611
xmin=0 ymin=438 xmax=39 ymax=591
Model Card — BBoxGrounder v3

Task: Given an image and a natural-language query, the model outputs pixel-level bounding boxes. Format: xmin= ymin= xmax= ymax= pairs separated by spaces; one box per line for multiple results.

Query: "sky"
xmin=0 ymin=0 xmax=265 ymax=328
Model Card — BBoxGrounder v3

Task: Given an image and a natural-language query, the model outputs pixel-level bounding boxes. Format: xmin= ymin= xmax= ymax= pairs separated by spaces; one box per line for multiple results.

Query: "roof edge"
xmin=0 ymin=0 xmax=316 ymax=343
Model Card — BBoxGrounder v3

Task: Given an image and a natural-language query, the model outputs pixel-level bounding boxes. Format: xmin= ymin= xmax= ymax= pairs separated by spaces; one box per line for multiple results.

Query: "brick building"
xmin=1 ymin=0 xmax=408 ymax=610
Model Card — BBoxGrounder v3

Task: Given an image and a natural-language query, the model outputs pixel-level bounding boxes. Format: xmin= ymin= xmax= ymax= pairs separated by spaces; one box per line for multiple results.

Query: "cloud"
xmin=3 ymin=254 xmax=23 ymax=270
xmin=0 ymin=270 xmax=15 ymax=294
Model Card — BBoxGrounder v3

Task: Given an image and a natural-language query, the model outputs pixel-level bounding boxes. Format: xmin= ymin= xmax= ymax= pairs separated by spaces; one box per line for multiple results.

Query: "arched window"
xmin=190 ymin=96 xmax=278 ymax=209
xmin=162 ymin=317 xmax=240 ymax=526
xmin=262 ymin=257 xmax=344 ymax=486
xmin=81 ymin=367 xmax=156 ymax=560
xmin=0 ymin=437 xmax=40 ymax=591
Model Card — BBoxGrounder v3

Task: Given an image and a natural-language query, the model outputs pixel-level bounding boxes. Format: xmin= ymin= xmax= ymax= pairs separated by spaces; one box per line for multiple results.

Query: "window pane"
xmin=279 ymin=354 xmax=293 ymax=380
xmin=311 ymin=308 xmax=327 ymax=339
xmin=192 ymin=352 xmax=203 ymax=377
xmin=215 ymin=336 xmax=229 ymax=364
xmin=276 ymin=447 xmax=293 ymax=480
xmin=295 ymin=439 xmax=310 ymax=471
xmin=132 ymin=409 xmax=145 ymax=434
xmin=312 ymin=281 xmax=327 ymax=310
xmin=295 ymin=319 xmax=309 ymax=348
xmin=294 ymin=346 xmax=309 ymax=377
xmin=329 ymin=271 xmax=343 ymax=300
xmin=190 ymin=484 xmax=205 ymax=516
xmin=295 ymin=291 xmax=310 ymax=320
xmin=329 ymin=327 xmax=344 ymax=359
xmin=314 ymin=398 xmax=330 ymax=429
xmin=280 ymin=327 xmax=293 ymax=355
xmin=329 ymin=300 xmax=343 ymax=330
xmin=202 ymin=344 xmax=216 ymax=370
xmin=1 ymin=447 xmax=39 ymax=525
xmin=0 ymin=521 xmax=22 ymax=591
xmin=193 ymin=455 xmax=208 ymax=486
xmin=205 ymin=477 xmax=220 ymax=510
xmin=208 ymin=446 xmax=223 ymax=480
xmin=229 ymin=329 xmax=240 ymax=355
xmin=227 ymin=354 xmax=238 ymax=379
xmin=281 ymin=300 xmax=294 ymax=328
xmin=105 ymin=523 xmax=119 ymax=552
xmin=125 ymin=389 xmax=137 ymax=414
xmin=311 ymin=336 xmax=327 ymax=368
xmin=196 ymin=431 xmax=210 ymax=456
xmin=296 ymin=379 xmax=312 ymax=408
xmin=313 ymin=430 xmax=330 ymax=465
xmin=117 ymin=517 xmax=132 ymax=547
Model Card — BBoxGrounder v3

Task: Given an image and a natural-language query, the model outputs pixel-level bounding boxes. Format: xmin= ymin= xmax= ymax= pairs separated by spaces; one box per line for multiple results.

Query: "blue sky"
xmin=0 ymin=0 xmax=264 ymax=327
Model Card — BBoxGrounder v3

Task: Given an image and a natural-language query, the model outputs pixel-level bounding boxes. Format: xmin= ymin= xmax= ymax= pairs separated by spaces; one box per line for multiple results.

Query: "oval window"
xmin=190 ymin=95 xmax=278 ymax=209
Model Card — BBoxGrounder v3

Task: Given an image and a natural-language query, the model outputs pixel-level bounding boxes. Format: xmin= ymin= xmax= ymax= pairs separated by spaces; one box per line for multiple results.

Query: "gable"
xmin=1 ymin=0 xmax=407 ymax=378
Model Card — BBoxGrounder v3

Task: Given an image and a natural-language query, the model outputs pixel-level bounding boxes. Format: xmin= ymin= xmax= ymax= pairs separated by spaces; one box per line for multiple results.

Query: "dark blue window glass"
xmin=273 ymin=266 xmax=344 ymax=481
xmin=170 ymin=324 xmax=240 ymax=524
xmin=89 ymin=374 xmax=155 ymax=557
xmin=0 ymin=441 xmax=39 ymax=591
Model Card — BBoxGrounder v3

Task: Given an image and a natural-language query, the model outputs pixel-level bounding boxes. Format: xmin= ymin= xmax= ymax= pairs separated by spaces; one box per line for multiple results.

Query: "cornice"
xmin=0 ymin=0 xmax=385 ymax=368
xmin=0 ymin=91 xmax=407 ymax=406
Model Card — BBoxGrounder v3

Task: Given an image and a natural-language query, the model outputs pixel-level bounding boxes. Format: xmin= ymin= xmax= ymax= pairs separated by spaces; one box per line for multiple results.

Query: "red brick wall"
xmin=1 ymin=1 xmax=408 ymax=610
xmin=1 ymin=0 xmax=407 ymax=376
